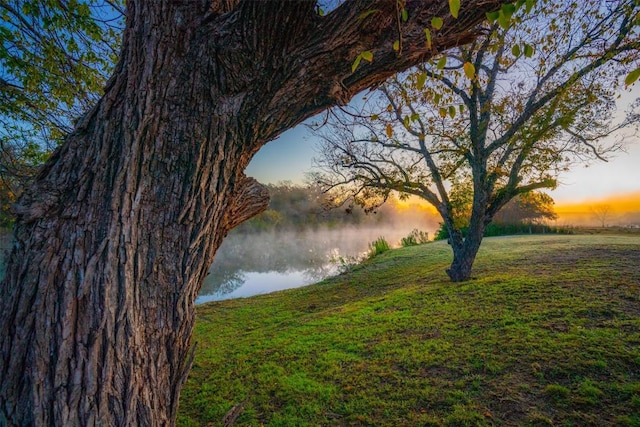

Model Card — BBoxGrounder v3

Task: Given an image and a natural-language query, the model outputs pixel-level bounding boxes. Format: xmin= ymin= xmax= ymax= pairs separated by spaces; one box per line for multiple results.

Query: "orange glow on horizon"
xmin=391 ymin=192 xmax=640 ymax=215
xmin=386 ymin=191 xmax=640 ymax=227
xmin=554 ymin=191 xmax=640 ymax=227
xmin=393 ymin=193 xmax=640 ymax=213
xmin=391 ymin=195 xmax=439 ymax=215
xmin=555 ymin=191 xmax=640 ymax=214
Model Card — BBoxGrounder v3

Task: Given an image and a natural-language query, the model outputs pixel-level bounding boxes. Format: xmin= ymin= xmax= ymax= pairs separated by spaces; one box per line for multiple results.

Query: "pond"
xmin=196 ymin=225 xmax=434 ymax=303
xmin=0 ymin=226 xmax=436 ymax=302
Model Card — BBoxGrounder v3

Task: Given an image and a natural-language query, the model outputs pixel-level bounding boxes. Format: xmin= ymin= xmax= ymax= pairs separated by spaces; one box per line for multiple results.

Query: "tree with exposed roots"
xmin=312 ymin=0 xmax=639 ymax=282
xmin=0 ymin=0 xmax=512 ymax=425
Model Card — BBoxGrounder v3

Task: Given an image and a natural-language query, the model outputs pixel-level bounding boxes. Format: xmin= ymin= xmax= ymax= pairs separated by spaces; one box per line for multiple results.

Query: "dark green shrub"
xmin=368 ymin=237 xmax=390 ymax=258
xmin=401 ymin=229 xmax=429 ymax=247
xmin=434 ymin=222 xmax=574 ymax=240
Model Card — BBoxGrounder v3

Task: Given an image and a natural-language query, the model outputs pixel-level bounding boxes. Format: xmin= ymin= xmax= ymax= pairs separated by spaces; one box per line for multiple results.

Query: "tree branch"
xmin=224 ymin=175 xmax=270 ymax=231
xmin=206 ymin=0 xmax=510 ymax=145
xmin=485 ymin=3 xmax=639 ymax=155
xmin=487 ymin=178 xmax=557 ymax=217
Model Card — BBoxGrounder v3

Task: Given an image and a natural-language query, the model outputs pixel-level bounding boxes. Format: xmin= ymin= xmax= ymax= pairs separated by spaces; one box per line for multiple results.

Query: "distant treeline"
xmin=434 ymin=223 xmax=573 ymax=241
xmin=234 ymin=183 xmax=390 ymax=233
xmin=234 ymin=184 xmax=563 ymax=237
xmin=233 ymin=182 xmax=417 ymax=234
xmin=434 ymin=192 xmax=562 ymax=240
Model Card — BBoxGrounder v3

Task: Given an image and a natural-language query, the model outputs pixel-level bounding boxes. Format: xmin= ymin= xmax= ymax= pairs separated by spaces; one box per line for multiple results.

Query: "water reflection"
xmin=196 ymin=226 xmax=433 ymax=303
xmin=197 ymin=268 xmax=337 ymax=303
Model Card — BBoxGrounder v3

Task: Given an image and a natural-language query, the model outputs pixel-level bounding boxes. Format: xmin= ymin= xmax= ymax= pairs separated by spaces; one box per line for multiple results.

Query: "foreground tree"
xmin=0 ymin=1 xmax=511 ymax=425
xmin=312 ymin=0 xmax=639 ymax=281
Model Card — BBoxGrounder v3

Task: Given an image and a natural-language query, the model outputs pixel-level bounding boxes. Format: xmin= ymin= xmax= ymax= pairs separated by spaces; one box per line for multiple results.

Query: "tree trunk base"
xmin=446 ymin=267 xmax=472 ymax=282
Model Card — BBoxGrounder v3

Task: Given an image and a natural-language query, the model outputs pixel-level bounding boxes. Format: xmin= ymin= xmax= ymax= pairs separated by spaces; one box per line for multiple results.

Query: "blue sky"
xmin=247 ymin=85 xmax=640 ymax=206
xmin=246 ymin=125 xmax=314 ymax=185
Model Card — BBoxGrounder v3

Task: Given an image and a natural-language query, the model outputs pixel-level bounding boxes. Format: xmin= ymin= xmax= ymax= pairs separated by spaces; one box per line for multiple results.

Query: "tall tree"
xmin=312 ymin=0 xmax=639 ymax=281
xmin=0 ymin=1 xmax=509 ymax=425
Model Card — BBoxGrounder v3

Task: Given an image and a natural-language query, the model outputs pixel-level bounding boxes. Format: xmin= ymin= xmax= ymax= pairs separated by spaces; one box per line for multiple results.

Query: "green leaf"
xmin=401 ymin=8 xmax=408 ymax=22
xmin=498 ymin=11 xmax=510 ymax=30
xmin=424 ymin=28 xmax=432 ymax=49
xmin=431 ymin=17 xmax=443 ymax=30
xmin=352 ymin=50 xmax=373 ymax=72
xmin=358 ymin=9 xmax=379 ymax=20
xmin=352 ymin=55 xmax=362 ymax=73
xmin=448 ymin=0 xmax=461 ymax=19
xmin=625 ymin=67 xmax=640 ymax=86
xmin=393 ymin=40 xmax=400 ymax=51
xmin=317 ymin=7 xmax=325 ymax=16
xmin=501 ymin=3 xmax=516 ymax=19
xmin=411 ymin=112 xmax=420 ymax=122
xmin=524 ymin=43 xmax=534 ymax=58
xmin=525 ymin=0 xmax=535 ymax=14
xmin=434 ymin=93 xmax=442 ymax=104
xmin=416 ymin=72 xmax=427 ymax=90
xmin=497 ymin=3 xmax=517 ymax=29
xmin=403 ymin=115 xmax=410 ymax=127
xmin=486 ymin=10 xmax=500 ymax=23
xmin=449 ymin=105 xmax=456 ymax=118
xmin=511 ymin=44 xmax=520 ymax=57
xmin=437 ymin=56 xmax=447 ymax=70
xmin=371 ymin=114 xmax=379 ymax=120
xmin=463 ymin=62 xmax=476 ymax=79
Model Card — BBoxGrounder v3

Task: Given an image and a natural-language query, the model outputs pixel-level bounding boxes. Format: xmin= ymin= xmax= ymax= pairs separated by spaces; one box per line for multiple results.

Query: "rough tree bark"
xmin=444 ymin=189 xmax=491 ymax=282
xmin=446 ymin=211 xmax=490 ymax=282
xmin=445 ymin=181 xmax=533 ymax=282
xmin=0 ymin=1 xmax=508 ymax=425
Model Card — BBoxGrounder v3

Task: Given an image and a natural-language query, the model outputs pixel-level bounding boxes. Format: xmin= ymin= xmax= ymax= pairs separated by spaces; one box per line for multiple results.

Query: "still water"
xmin=196 ymin=225 xmax=433 ymax=303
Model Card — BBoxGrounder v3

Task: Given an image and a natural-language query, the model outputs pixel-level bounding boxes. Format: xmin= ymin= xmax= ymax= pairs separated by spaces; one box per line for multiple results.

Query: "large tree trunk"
xmin=446 ymin=227 xmax=484 ymax=282
xmin=0 ymin=1 xmax=507 ymax=425
xmin=446 ymin=191 xmax=490 ymax=282
xmin=0 ymin=4 xmax=271 ymax=424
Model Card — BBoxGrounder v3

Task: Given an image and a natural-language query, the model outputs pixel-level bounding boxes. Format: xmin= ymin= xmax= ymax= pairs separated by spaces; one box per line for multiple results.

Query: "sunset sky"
xmin=247 ymin=83 xmax=640 ymax=217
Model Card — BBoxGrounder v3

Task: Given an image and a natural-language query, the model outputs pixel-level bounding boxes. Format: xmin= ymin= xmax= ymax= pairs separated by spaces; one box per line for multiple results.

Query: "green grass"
xmin=178 ymin=234 xmax=640 ymax=426
xmin=367 ymin=236 xmax=391 ymax=258
xmin=401 ymin=228 xmax=430 ymax=247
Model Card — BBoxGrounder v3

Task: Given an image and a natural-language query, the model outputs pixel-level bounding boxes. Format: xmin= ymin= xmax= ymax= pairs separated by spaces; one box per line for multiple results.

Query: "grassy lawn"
xmin=178 ymin=234 xmax=640 ymax=426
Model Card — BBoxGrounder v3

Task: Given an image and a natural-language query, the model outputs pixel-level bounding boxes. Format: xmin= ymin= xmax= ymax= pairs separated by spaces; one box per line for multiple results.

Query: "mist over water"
xmin=197 ymin=222 xmax=437 ymax=303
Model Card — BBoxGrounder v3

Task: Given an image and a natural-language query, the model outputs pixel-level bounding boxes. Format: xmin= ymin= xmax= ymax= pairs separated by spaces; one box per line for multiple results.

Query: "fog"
xmin=197 ymin=220 xmax=438 ymax=303
xmin=555 ymin=211 xmax=640 ymax=228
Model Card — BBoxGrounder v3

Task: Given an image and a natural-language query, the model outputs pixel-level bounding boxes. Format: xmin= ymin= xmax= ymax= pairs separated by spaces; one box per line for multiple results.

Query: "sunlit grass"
xmin=400 ymin=228 xmax=430 ymax=247
xmin=179 ymin=234 xmax=640 ymax=426
xmin=367 ymin=236 xmax=391 ymax=258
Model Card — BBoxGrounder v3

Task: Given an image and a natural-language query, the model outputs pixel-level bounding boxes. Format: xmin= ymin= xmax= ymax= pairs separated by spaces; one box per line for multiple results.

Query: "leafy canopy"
xmin=313 ymin=0 xmax=639 ymax=216
xmin=0 ymin=0 xmax=123 ymax=192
